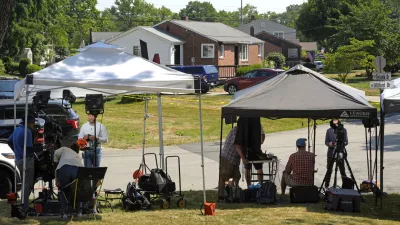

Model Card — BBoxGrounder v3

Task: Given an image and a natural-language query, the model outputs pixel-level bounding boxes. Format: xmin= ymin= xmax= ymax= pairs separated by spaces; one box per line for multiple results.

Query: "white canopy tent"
xmin=13 ymin=42 xmax=208 ymax=207
xmin=379 ymin=77 xmax=400 ymax=207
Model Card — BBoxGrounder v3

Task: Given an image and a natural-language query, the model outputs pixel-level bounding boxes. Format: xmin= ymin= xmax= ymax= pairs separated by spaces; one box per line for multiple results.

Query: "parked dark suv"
xmin=0 ymin=79 xmax=19 ymax=99
xmin=0 ymin=99 xmax=80 ymax=147
xmin=168 ymin=65 xmax=220 ymax=93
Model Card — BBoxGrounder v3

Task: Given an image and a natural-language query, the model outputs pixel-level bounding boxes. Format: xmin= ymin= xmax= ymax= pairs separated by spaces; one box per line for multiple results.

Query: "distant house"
xmin=237 ymin=19 xmax=318 ymax=66
xmin=237 ymin=19 xmax=299 ymax=43
xmin=155 ymin=17 xmax=264 ymax=77
xmin=105 ymin=26 xmax=185 ymax=65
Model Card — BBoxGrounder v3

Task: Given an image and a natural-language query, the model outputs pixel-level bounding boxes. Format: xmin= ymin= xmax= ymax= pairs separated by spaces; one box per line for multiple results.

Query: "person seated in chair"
xmin=54 ymin=139 xmax=86 ymax=219
xmin=281 ymin=138 xmax=315 ymax=195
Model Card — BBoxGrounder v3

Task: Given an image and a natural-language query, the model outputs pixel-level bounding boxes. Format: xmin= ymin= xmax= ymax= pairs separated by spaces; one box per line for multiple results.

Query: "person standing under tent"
xmin=324 ymin=119 xmax=348 ymax=188
xmin=244 ymin=126 xmax=265 ymax=188
xmin=218 ymin=126 xmax=245 ymax=203
xmin=7 ymin=114 xmax=37 ymax=213
xmin=78 ymin=114 xmax=108 ymax=167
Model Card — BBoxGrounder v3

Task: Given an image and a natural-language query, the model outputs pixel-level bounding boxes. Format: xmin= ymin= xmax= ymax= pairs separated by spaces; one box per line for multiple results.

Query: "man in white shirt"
xmin=78 ymin=114 xmax=108 ymax=167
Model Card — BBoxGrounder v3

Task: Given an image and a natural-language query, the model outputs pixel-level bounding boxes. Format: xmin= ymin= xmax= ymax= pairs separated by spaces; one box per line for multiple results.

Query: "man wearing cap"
xmin=7 ymin=114 xmax=37 ymax=212
xmin=281 ymin=138 xmax=315 ymax=195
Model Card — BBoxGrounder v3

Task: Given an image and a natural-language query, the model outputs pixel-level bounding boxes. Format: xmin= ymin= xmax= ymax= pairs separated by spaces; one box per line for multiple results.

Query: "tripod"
xmin=319 ymin=146 xmax=364 ymax=201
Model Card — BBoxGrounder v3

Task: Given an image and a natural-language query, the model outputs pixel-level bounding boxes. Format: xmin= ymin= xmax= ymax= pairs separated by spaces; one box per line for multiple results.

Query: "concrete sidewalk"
xmin=99 ymin=114 xmax=400 ymax=194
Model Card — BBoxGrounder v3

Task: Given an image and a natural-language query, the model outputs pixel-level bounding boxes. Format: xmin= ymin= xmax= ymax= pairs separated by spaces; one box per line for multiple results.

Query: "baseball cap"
xmin=296 ymin=138 xmax=307 ymax=147
xmin=21 ymin=114 xmax=36 ymax=123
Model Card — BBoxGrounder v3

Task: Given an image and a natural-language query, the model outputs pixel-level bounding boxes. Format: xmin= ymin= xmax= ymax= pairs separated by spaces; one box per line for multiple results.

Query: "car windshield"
xmin=0 ymin=80 xmax=18 ymax=92
xmin=204 ymin=66 xmax=218 ymax=74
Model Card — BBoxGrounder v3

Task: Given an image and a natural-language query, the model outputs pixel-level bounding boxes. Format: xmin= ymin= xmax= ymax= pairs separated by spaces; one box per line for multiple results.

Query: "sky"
xmin=96 ymin=0 xmax=306 ymax=13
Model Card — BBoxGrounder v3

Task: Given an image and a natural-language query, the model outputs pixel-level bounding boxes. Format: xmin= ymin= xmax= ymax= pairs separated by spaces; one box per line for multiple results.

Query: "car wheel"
xmin=0 ymin=171 xmax=12 ymax=199
xmin=228 ymin=84 xmax=238 ymax=95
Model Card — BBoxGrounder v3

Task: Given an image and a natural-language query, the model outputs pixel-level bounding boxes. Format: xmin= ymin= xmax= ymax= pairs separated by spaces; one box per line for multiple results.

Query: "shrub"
xmin=236 ymin=64 xmax=262 ymax=77
xmin=19 ymin=58 xmax=31 ymax=76
xmin=266 ymin=52 xmax=286 ymax=68
xmin=10 ymin=62 xmax=19 ymax=74
xmin=26 ymin=64 xmax=41 ymax=74
xmin=0 ymin=59 xmax=5 ymax=75
xmin=2 ymin=56 xmax=13 ymax=73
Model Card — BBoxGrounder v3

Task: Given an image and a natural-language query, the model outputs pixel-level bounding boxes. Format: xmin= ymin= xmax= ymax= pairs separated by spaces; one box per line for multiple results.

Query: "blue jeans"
xmin=58 ymin=165 xmax=82 ymax=214
xmin=83 ymin=148 xmax=102 ymax=167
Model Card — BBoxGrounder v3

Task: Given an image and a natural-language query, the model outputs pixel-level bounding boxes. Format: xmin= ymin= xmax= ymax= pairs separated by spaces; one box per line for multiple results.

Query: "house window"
xmin=240 ymin=44 xmax=248 ymax=61
xmin=288 ymin=48 xmax=298 ymax=59
xmin=219 ymin=45 xmax=224 ymax=58
xmin=201 ymin=44 xmax=215 ymax=58
xmin=258 ymin=44 xmax=262 ymax=57
xmin=273 ymin=31 xmax=284 ymax=38
xmin=133 ymin=46 xmax=141 ymax=56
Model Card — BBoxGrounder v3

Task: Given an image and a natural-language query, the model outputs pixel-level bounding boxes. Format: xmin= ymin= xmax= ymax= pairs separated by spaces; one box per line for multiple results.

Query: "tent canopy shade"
xmin=222 ymin=65 xmax=377 ymax=120
xmin=381 ymin=77 xmax=400 ymax=114
xmin=14 ymin=46 xmax=196 ymax=100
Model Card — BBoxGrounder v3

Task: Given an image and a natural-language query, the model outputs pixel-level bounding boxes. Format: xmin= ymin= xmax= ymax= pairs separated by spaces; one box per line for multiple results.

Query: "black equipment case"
xmin=325 ymin=188 xmax=361 ymax=212
xmin=289 ymin=186 xmax=320 ymax=203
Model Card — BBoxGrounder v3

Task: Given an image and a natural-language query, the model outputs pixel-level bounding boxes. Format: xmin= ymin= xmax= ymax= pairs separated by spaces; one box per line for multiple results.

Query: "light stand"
xmin=84 ymin=94 xmax=105 ymax=168
xmin=137 ymin=97 xmax=152 ymax=175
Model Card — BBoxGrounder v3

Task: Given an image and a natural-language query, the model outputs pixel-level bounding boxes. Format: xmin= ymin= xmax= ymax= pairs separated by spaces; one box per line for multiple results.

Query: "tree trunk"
xmin=0 ymin=0 xmax=14 ymax=49
xmin=366 ymin=69 xmax=373 ymax=81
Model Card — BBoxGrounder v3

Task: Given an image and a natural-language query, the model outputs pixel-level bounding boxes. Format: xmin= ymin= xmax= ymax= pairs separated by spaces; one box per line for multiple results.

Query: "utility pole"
xmin=240 ymin=0 xmax=243 ymax=25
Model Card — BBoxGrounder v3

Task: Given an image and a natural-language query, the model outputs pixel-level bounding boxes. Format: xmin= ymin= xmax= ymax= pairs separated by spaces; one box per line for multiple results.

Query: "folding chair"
xmin=62 ymin=167 xmax=107 ymax=219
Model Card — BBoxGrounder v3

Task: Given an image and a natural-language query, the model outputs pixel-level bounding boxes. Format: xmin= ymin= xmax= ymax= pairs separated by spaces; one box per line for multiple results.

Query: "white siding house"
xmin=105 ymin=26 xmax=185 ymax=65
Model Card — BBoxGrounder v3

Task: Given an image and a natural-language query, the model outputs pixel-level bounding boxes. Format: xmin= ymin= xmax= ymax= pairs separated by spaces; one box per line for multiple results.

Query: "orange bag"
xmin=201 ymin=202 xmax=216 ymax=216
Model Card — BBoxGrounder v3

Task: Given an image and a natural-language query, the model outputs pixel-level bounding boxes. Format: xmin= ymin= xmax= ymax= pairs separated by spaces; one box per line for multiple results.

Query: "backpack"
xmin=122 ymin=182 xmax=152 ymax=211
xmin=149 ymin=169 xmax=176 ymax=194
xmin=224 ymin=184 xmax=242 ymax=203
xmin=256 ymin=181 xmax=277 ymax=204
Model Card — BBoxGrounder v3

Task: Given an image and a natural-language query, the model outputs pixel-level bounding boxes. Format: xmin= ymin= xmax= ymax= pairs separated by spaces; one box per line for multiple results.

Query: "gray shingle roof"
xmin=140 ymin=27 xmax=184 ymax=43
xmin=92 ymin=32 xmax=122 ymax=42
xmin=170 ymin=20 xmax=264 ymax=44
xmin=299 ymin=42 xmax=318 ymax=51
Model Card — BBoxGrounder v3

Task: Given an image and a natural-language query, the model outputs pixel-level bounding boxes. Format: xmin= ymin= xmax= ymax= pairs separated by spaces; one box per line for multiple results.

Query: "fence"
xmin=217 ymin=65 xmax=239 ymax=78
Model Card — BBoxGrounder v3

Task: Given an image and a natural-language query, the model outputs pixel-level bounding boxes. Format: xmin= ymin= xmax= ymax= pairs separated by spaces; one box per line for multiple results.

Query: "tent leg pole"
xmin=380 ymin=112 xmax=385 ymax=210
xmin=13 ymin=99 xmax=17 ymax=193
xmin=308 ymin=118 xmax=311 ymax=152
xmin=375 ymin=125 xmax=378 ymax=207
xmin=313 ymin=119 xmax=316 ymax=185
xmin=157 ymin=94 xmax=165 ymax=170
xmin=22 ymin=85 xmax=29 ymax=206
xmin=219 ymin=117 xmax=223 ymax=198
xmin=198 ymin=84 xmax=206 ymax=205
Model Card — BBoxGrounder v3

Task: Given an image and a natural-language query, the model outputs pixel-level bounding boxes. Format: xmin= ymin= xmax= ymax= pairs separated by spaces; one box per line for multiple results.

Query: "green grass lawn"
xmin=73 ymin=95 xmax=327 ymax=149
xmin=1 ymin=191 xmax=399 ymax=225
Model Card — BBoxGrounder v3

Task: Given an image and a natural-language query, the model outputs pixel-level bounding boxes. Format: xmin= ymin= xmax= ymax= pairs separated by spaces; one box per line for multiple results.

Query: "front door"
xmin=234 ymin=46 xmax=239 ymax=66
xmin=174 ymin=45 xmax=181 ymax=65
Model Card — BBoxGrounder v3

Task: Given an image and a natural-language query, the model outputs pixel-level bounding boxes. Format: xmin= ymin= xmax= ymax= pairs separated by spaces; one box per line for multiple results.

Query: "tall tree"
xmin=296 ymin=0 xmax=358 ymax=49
xmin=179 ymin=1 xmax=218 ymax=21
xmin=332 ymin=0 xmax=398 ymax=68
xmin=113 ymin=0 xmax=159 ymax=31
xmin=0 ymin=0 xmax=15 ymax=48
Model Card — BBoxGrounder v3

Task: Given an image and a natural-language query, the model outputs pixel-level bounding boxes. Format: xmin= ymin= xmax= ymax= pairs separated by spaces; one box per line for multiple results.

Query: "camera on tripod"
xmin=333 ymin=123 xmax=347 ymax=161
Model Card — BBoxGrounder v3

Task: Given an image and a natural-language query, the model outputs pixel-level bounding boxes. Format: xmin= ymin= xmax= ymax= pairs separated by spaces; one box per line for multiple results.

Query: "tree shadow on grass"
xmin=0 ymin=201 xmax=103 ymax=225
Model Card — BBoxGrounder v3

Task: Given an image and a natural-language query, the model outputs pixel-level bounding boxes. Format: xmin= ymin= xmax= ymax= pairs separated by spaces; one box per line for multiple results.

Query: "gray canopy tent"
xmin=219 ymin=65 xmax=378 ymax=195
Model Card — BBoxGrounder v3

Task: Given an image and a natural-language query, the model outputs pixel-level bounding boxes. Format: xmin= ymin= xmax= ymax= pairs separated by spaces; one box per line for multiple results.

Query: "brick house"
xmin=155 ymin=17 xmax=264 ymax=77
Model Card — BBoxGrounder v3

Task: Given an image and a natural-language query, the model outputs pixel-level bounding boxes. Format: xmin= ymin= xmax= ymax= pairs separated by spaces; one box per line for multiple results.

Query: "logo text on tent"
xmin=340 ymin=111 xmax=370 ymax=118
xmin=390 ymin=103 xmax=395 ymax=107
xmin=340 ymin=111 xmax=349 ymax=118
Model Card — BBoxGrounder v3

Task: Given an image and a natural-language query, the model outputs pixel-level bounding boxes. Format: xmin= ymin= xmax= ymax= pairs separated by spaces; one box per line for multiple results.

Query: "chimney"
xmin=250 ymin=26 xmax=254 ymax=36
xmin=181 ymin=15 xmax=189 ymax=21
